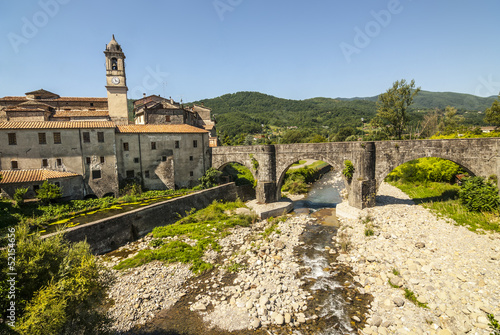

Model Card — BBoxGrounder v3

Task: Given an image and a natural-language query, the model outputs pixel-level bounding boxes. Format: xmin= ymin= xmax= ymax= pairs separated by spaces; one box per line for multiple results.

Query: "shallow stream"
xmin=119 ymin=171 xmax=372 ymax=334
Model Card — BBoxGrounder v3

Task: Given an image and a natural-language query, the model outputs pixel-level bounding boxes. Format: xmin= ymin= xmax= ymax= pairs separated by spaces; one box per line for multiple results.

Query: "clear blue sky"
xmin=1 ymin=0 xmax=499 ymax=102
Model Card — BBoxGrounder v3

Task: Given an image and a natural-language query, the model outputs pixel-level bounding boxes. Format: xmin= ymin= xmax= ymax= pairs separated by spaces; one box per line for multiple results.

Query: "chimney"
xmin=143 ymin=93 xmax=146 ymax=98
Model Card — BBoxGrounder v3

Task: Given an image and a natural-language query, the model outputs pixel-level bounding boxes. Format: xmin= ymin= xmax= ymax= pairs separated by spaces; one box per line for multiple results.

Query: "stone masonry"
xmin=212 ymin=138 xmax=500 ymax=209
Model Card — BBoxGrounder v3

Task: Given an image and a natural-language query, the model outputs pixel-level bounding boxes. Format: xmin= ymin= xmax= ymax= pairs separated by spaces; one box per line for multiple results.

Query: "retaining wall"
xmin=43 ymin=183 xmax=239 ymax=254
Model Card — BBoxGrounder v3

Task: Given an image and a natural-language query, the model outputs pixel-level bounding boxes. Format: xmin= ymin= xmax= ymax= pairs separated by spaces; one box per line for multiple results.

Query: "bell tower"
xmin=104 ymin=35 xmax=128 ymax=125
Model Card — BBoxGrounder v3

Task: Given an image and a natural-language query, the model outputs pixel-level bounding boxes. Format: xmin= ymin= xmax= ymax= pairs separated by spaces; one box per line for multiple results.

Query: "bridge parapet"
xmin=212 ymin=138 xmax=500 ymax=209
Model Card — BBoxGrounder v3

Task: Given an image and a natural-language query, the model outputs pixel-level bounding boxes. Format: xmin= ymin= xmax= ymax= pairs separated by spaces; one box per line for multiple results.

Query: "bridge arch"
xmin=275 ymin=156 xmax=345 ymax=201
xmin=216 ymin=161 xmax=257 ymax=184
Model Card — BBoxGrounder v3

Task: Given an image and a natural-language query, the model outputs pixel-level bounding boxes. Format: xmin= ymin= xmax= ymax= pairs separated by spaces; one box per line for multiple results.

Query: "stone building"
xmin=0 ymin=121 xmax=119 ymax=199
xmin=115 ymin=124 xmax=210 ymax=189
xmin=0 ymin=36 xmax=211 ymax=200
xmin=133 ymin=95 xmax=217 ymax=145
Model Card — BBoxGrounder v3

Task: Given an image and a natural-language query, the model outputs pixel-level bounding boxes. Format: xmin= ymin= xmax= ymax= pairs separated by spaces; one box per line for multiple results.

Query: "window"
xmin=86 ymin=157 xmax=91 ymax=164
xmin=11 ymin=161 xmax=18 ymax=169
xmin=38 ymin=133 xmax=46 ymax=144
xmin=162 ymin=156 xmax=167 ymax=162
xmin=83 ymin=132 xmax=90 ymax=143
xmin=90 ymin=103 xmax=94 ymax=107
xmin=8 ymin=133 xmax=16 ymax=145
xmin=56 ymin=158 xmax=62 ymax=166
xmin=100 ymin=156 xmax=105 ymax=164
xmin=92 ymin=169 xmax=101 ymax=179
xmin=126 ymin=170 xmax=134 ymax=179
xmin=193 ymin=140 xmax=198 ymax=148
xmin=190 ymin=171 xmax=194 ymax=177
xmin=145 ymin=170 xmax=150 ymax=178
xmin=175 ymin=140 xmax=179 ymax=149
xmin=97 ymin=132 xmax=104 ymax=143
xmin=151 ymin=142 xmax=156 ymax=150
xmin=165 ymin=115 xmax=171 ymax=122
xmin=123 ymin=142 xmax=129 ymax=151
xmin=53 ymin=132 xmax=61 ymax=144
xmin=42 ymin=159 xmax=48 ymax=167
xmin=134 ymin=157 xmax=139 ymax=163
xmin=189 ymin=156 xmax=193 ymax=161
xmin=111 ymin=57 xmax=118 ymax=70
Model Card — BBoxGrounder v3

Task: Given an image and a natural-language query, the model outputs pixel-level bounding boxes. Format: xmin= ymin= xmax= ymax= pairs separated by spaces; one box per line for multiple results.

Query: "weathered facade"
xmin=0 ymin=121 xmax=210 ymax=199
xmin=134 ymin=96 xmax=218 ymax=145
xmin=0 ymin=121 xmax=119 ymax=198
xmin=212 ymin=139 xmax=500 ymax=209
xmin=115 ymin=124 xmax=210 ymax=189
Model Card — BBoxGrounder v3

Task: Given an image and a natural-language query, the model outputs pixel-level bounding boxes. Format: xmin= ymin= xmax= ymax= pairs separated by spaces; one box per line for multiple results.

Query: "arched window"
xmin=111 ymin=58 xmax=118 ymax=70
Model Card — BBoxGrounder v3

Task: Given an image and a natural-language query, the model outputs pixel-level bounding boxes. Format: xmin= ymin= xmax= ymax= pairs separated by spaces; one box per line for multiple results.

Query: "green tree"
xmin=199 ymin=168 xmax=222 ymax=189
xmin=281 ymin=130 xmax=304 ymax=144
xmin=333 ymin=126 xmax=355 ymax=142
xmin=13 ymin=187 xmax=28 ymax=208
xmin=0 ymin=225 xmax=113 ymax=334
xmin=308 ymin=134 xmax=327 ymax=143
xmin=438 ymin=106 xmax=464 ymax=135
xmin=375 ymin=79 xmax=421 ymax=140
xmin=36 ymin=180 xmax=62 ymax=204
xmin=485 ymin=95 xmax=500 ymax=128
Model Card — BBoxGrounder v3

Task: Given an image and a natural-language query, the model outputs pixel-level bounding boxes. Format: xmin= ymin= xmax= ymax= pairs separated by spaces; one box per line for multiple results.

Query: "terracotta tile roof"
xmin=0 ymin=169 xmax=79 ymax=184
xmin=5 ymin=107 xmax=47 ymax=112
xmin=55 ymin=97 xmax=108 ymax=102
xmin=0 ymin=96 xmax=28 ymax=101
xmin=0 ymin=96 xmax=108 ymax=102
xmin=116 ymin=124 xmax=208 ymax=134
xmin=52 ymin=110 xmax=109 ymax=117
xmin=0 ymin=121 xmax=116 ymax=129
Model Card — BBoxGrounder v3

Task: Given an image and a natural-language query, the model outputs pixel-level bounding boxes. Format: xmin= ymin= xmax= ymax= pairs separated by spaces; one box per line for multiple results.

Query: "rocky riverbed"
xmin=335 ymin=182 xmax=500 ymax=335
xmin=102 ymin=181 xmax=500 ymax=335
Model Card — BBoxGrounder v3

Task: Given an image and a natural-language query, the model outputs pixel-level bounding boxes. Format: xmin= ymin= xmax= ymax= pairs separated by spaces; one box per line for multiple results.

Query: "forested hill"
xmin=193 ymin=92 xmax=377 ymax=137
xmin=336 ymin=90 xmax=497 ymax=111
xmin=191 ymin=91 xmax=496 ymax=138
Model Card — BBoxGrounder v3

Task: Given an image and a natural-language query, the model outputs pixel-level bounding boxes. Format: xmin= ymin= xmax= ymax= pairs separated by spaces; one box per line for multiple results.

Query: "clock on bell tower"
xmin=104 ymin=35 xmax=128 ymax=125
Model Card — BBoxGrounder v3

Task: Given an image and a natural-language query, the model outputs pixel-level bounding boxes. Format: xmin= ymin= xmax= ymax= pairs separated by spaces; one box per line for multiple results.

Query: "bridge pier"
xmin=256 ymin=181 xmax=278 ymax=203
xmin=348 ymin=142 xmax=377 ymax=209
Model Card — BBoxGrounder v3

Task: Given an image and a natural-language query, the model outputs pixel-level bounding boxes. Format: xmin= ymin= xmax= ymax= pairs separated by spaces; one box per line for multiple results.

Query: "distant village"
xmin=0 ymin=36 xmax=217 ymax=200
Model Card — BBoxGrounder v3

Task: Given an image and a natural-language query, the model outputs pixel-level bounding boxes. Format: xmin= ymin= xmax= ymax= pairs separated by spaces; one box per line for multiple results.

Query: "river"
xmin=120 ymin=170 xmax=371 ymax=335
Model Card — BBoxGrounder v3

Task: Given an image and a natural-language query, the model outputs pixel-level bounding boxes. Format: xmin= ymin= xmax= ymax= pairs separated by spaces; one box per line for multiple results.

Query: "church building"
xmin=0 ymin=36 xmax=213 ymax=200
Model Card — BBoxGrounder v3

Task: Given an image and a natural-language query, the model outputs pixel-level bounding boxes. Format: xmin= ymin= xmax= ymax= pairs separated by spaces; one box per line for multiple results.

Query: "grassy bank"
xmin=0 ymin=188 xmax=194 ymax=242
xmin=114 ymin=200 xmax=257 ymax=274
xmin=389 ymin=181 xmax=500 ymax=233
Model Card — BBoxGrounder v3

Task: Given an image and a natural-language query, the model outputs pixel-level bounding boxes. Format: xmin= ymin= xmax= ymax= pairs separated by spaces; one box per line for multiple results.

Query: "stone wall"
xmin=212 ymin=138 xmax=500 ymax=209
xmin=43 ymin=183 xmax=239 ymax=254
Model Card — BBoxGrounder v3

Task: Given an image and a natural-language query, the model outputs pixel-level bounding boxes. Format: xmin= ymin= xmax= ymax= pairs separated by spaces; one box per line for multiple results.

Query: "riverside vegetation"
xmin=386 ymin=157 xmax=500 ymax=233
xmin=113 ymin=200 xmax=257 ymax=274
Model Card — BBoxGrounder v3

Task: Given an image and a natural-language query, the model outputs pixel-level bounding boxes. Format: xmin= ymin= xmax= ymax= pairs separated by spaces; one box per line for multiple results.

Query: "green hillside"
xmin=191 ymin=91 xmax=496 ymax=142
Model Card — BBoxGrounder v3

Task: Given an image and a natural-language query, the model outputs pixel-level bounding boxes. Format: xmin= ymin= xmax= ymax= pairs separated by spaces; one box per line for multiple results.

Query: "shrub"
xmin=13 ymin=187 xmax=28 ymax=208
xmin=342 ymin=160 xmax=355 ymax=180
xmin=198 ymin=167 xmax=222 ymax=189
xmin=36 ymin=181 xmax=62 ymax=204
xmin=120 ymin=182 xmax=142 ymax=197
xmin=386 ymin=157 xmax=464 ymax=183
xmin=459 ymin=176 xmax=500 ymax=212
xmin=0 ymin=224 xmax=113 ymax=334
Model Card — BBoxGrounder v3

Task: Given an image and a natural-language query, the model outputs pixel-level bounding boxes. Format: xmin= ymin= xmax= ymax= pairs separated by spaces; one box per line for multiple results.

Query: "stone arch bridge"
xmin=212 ymin=138 xmax=500 ymax=209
